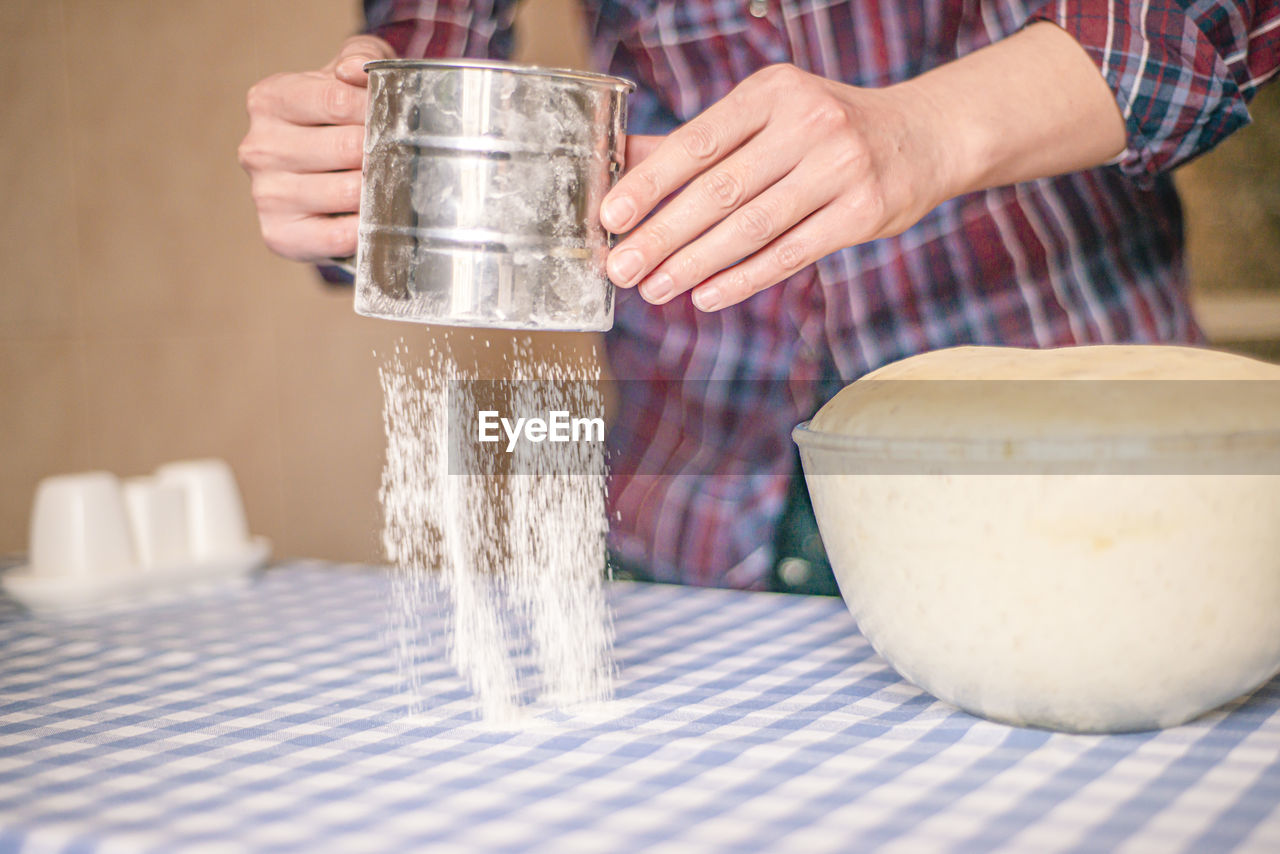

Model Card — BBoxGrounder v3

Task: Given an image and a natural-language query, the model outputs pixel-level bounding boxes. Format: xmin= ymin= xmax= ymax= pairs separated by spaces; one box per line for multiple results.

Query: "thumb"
xmin=624 ymin=134 xmax=664 ymax=169
xmin=331 ymin=35 xmax=396 ymax=85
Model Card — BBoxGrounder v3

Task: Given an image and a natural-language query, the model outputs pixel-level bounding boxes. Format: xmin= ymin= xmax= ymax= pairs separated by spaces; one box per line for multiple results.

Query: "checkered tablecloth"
xmin=1 ymin=561 xmax=1277 ymax=853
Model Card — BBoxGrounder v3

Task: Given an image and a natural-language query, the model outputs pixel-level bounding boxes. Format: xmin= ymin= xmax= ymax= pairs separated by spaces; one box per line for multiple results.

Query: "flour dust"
xmin=378 ymin=338 xmax=613 ymax=722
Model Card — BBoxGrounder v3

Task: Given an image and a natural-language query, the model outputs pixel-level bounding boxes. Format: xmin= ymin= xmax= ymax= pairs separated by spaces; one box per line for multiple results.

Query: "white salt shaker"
xmin=155 ymin=459 xmax=251 ymax=561
xmin=28 ymin=472 xmax=139 ymax=578
xmin=122 ymin=478 xmax=190 ymax=568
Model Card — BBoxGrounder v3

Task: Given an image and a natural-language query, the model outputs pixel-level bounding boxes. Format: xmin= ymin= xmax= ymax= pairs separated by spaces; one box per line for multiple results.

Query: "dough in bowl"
xmin=800 ymin=344 xmax=1280 ymax=732
xmin=810 ymin=344 xmax=1280 ymax=438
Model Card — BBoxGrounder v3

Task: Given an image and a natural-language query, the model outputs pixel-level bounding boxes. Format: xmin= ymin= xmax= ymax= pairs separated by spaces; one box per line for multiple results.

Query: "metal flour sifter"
xmin=349 ymin=59 xmax=635 ymax=332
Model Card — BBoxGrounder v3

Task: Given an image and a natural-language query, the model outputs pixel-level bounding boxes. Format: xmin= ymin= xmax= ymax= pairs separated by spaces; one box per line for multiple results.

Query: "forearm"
xmin=897 ymin=21 xmax=1126 ymax=201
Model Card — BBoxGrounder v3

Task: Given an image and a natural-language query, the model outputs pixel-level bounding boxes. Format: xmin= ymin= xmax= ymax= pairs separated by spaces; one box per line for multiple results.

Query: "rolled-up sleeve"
xmin=363 ymin=0 xmax=518 ymax=61
xmin=1028 ymin=0 xmax=1280 ymax=183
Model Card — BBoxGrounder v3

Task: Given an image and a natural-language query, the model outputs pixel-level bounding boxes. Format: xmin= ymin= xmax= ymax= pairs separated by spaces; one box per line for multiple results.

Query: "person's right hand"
xmin=238 ymin=36 xmax=395 ymax=262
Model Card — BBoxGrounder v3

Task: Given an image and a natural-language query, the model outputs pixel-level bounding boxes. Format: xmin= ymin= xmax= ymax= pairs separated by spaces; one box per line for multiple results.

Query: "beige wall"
xmin=0 ymin=0 xmax=589 ymax=563
xmin=1 ymin=0 xmax=1277 ymax=563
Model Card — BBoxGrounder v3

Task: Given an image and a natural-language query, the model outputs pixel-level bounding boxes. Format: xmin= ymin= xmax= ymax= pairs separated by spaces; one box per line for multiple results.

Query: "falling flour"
xmin=378 ymin=338 xmax=613 ymax=722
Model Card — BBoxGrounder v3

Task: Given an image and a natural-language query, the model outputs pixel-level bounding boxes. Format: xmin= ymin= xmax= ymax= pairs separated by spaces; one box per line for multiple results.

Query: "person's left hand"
xmin=601 ymin=63 xmax=957 ymax=312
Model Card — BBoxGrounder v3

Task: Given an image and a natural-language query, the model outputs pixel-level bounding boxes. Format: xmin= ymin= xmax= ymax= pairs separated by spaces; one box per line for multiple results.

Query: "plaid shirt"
xmin=365 ymin=0 xmax=1280 ymax=589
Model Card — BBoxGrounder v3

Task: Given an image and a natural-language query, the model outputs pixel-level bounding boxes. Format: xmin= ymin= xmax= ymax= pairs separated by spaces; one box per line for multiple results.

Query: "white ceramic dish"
xmin=2 ymin=537 xmax=270 ymax=615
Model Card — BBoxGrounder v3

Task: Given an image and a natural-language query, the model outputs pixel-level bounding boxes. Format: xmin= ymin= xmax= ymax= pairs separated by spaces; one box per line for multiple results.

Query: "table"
xmin=1 ymin=561 xmax=1277 ymax=853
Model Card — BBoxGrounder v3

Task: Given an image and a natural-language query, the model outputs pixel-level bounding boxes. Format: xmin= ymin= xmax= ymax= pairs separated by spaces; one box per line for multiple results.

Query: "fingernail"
xmin=639 ymin=272 xmax=674 ymax=304
xmin=692 ymin=285 xmax=721 ymax=312
xmin=601 ymin=196 xmax=636 ymax=232
xmin=609 ymin=248 xmax=644 ymax=285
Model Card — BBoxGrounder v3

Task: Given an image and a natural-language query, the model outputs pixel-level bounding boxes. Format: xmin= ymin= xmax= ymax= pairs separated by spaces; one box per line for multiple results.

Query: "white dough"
xmin=802 ymin=345 xmax=1280 ymax=732
xmin=810 ymin=344 xmax=1280 ymax=439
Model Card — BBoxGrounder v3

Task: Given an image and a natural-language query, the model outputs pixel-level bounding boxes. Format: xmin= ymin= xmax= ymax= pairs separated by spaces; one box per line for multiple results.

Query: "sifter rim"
xmin=363 ymin=58 xmax=636 ymax=92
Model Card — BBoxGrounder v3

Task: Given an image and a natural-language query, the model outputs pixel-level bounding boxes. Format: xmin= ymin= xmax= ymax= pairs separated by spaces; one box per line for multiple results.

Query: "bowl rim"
xmin=792 ymin=421 xmax=1280 ymax=464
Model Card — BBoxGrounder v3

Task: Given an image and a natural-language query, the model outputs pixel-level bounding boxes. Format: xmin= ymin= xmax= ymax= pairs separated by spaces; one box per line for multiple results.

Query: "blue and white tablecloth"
xmin=1 ymin=561 xmax=1277 ymax=853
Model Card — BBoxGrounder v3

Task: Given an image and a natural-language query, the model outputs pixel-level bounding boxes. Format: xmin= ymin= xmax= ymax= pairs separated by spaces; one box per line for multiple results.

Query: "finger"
xmin=332 ymin=35 xmax=396 ymax=84
xmin=633 ymin=164 xmax=838 ymax=304
xmin=600 ymin=91 xmax=769 ymax=233
xmin=261 ymin=214 xmax=359 ymax=262
xmin=606 ymin=135 xmax=800 ymax=290
xmin=622 ymin=134 xmax=664 ymax=169
xmin=251 ymin=170 xmax=362 ymax=216
xmin=688 ymin=206 xmax=846 ymax=312
xmin=248 ymin=72 xmax=369 ymax=126
xmin=240 ymin=122 xmax=364 ymax=173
